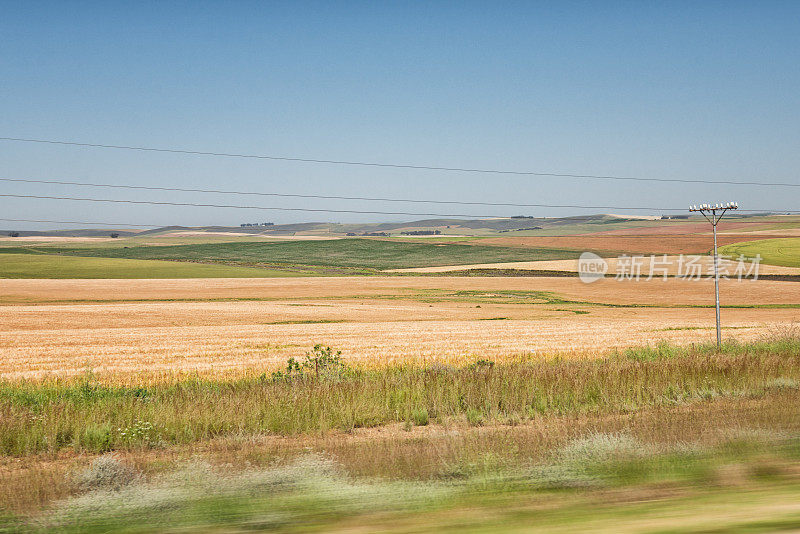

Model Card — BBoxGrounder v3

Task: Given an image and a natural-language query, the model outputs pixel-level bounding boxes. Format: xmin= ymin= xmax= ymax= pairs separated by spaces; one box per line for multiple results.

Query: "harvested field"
xmin=390 ymin=255 xmax=800 ymax=274
xmin=2 ymin=275 xmax=798 ymax=306
xmin=2 ymin=276 xmax=799 ymax=380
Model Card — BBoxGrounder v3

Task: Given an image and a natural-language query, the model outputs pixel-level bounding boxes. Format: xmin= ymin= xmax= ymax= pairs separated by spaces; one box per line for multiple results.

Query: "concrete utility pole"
xmin=689 ymin=202 xmax=739 ymax=347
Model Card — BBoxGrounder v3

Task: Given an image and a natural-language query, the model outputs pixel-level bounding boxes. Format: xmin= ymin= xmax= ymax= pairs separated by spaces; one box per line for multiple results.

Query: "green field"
xmin=0 ymin=254 xmax=307 ymax=279
xmin=720 ymin=237 xmax=800 ymax=267
xmin=3 ymin=239 xmax=584 ymax=273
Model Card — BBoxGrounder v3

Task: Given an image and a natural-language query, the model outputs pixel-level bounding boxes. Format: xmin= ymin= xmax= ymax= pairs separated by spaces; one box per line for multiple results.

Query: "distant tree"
xmin=110 ymin=233 xmax=120 ymax=238
xmin=8 ymin=232 xmax=19 ymax=237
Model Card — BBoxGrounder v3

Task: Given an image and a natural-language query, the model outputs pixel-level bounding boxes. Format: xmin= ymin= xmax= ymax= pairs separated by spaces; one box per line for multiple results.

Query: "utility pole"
xmin=689 ymin=202 xmax=739 ymax=347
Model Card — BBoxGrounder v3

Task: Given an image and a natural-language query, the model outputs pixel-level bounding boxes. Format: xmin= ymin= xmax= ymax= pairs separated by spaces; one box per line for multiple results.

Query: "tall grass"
xmin=1 ymin=337 xmax=799 ymax=456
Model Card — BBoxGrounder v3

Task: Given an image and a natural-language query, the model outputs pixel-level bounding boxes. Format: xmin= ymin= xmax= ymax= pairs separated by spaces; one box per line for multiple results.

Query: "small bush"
xmin=75 ymin=454 xmax=138 ymax=491
xmin=556 ymin=433 xmax=645 ymax=467
xmin=411 ymin=408 xmax=429 ymax=426
xmin=530 ymin=433 xmax=649 ymax=488
xmin=78 ymin=424 xmax=114 ymax=453
xmin=271 ymin=345 xmax=348 ymax=381
xmin=467 ymin=359 xmax=495 ymax=371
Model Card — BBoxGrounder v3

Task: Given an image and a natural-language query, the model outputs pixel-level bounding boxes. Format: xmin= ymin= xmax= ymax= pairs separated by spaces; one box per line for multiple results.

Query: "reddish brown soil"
xmin=476 ymin=234 xmax=789 ymax=255
xmin=593 ymin=221 xmax=771 ymax=236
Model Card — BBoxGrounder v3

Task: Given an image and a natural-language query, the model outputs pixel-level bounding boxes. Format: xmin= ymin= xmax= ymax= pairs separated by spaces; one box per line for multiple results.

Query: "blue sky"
xmin=1 ymin=1 xmax=799 ymax=227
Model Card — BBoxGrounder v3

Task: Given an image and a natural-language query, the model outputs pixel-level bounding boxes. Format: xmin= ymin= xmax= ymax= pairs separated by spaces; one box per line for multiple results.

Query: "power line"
xmin=2 ymin=191 xmax=798 ymax=217
xmin=0 ymin=193 xmax=522 ymax=218
xmin=2 ymin=180 xmax=795 ymax=213
xmin=1 ymin=136 xmax=798 ymax=188
xmin=0 ymin=177 xmax=688 ymax=212
xmin=0 ymin=218 xmax=157 ymax=228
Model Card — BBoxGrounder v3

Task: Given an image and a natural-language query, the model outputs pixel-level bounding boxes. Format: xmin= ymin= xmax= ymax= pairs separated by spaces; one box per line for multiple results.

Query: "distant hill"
xmin=3 ymin=213 xmax=782 ymax=238
xmin=0 ymin=229 xmax=140 ymax=238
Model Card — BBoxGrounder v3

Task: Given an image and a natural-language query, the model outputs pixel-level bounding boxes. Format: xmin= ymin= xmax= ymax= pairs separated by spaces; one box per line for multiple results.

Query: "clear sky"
xmin=1 ymin=1 xmax=799 ymax=228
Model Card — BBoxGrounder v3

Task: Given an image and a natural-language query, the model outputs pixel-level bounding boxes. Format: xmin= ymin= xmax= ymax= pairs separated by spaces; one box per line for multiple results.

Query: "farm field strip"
xmin=389 ymin=256 xmax=800 ymax=274
xmin=0 ymin=299 xmax=795 ymax=380
xmin=0 ymin=253 xmax=307 ymax=279
xmin=2 ymin=275 xmax=799 ymax=379
xmin=470 ymin=233 xmax=800 ymax=255
xmin=720 ymin=237 xmax=800 ymax=268
xmin=3 ymin=276 xmax=800 ymax=306
xmin=0 ymin=240 xmax=584 ymax=271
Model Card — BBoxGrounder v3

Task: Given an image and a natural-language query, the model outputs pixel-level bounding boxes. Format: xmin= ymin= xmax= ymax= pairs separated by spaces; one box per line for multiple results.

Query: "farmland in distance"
xmin=3 ymin=215 xmax=800 ymax=532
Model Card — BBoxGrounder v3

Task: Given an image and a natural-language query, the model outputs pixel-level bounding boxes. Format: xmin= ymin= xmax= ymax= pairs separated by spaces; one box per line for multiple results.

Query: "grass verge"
xmin=2 ymin=337 xmax=799 ymax=456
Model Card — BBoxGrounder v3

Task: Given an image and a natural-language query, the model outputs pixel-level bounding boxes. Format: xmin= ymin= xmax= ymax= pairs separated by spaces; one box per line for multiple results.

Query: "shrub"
xmin=530 ymin=433 xmax=649 ymax=488
xmin=78 ymin=424 xmax=114 ymax=453
xmin=556 ymin=433 xmax=645 ymax=467
xmin=467 ymin=359 xmax=495 ymax=371
xmin=271 ymin=345 xmax=347 ymax=381
xmin=75 ymin=454 xmax=138 ymax=491
xmin=411 ymin=408 xmax=429 ymax=426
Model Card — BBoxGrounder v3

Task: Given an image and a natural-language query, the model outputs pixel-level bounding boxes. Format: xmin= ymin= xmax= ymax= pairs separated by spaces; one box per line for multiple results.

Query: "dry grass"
xmin=2 ymin=387 xmax=799 ymax=518
xmin=2 ymin=340 xmax=799 ymax=456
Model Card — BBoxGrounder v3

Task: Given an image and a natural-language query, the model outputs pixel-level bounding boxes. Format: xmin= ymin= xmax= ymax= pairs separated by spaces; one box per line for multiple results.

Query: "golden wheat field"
xmin=2 ymin=276 xmax=799 ymax=381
